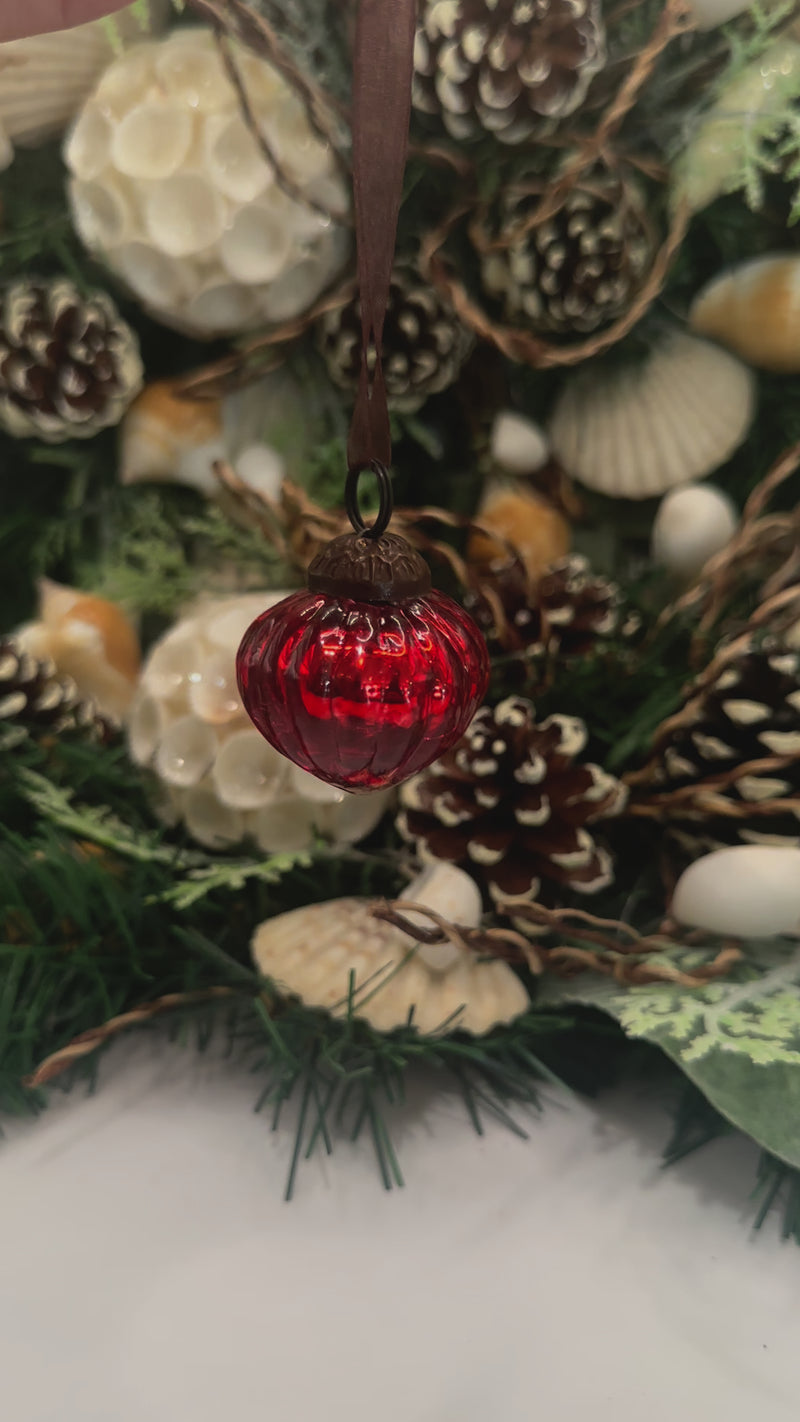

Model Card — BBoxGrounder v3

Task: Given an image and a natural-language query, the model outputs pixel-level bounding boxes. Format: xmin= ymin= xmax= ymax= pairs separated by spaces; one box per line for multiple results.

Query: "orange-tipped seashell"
xmin=468 ymin=482 xmax=570 ymax=583
xmin=119 ymin=379 xmax=224 ymax=492
xmin=690 ymin=256 xmax=800 ymax=373
xmin=16 ymin=580 xmax=141 ymax=723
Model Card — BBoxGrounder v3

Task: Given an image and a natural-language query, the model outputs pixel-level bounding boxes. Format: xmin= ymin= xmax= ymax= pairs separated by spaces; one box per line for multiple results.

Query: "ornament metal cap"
xmin=308 ymin=461 xmax=432 ymax=603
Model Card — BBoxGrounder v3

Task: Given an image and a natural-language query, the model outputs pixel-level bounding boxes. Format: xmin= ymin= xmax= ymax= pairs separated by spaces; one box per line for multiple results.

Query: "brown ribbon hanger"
xmin=346 ymin=0 xmax=417 ymax=478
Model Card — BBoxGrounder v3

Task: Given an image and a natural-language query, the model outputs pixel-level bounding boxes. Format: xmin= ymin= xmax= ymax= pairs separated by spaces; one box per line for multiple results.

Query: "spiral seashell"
xmin=0 ymin=1 xmax=167 ymax=160
xmin=129 ymin=592 xmax=393 ymax=851
xmin=251 ymin=866 xmax=528 ymax=1035
xmin=64 ymin=28 xmax=351 ymax=339
xmin=549 ymin=329 xmax=756 ymax=499
xmin=16 ymin=579 xmax=140 ymax=723
xmin=690 ymin=255 xmax=800 ymax=373
xmin=119 ymin=378 xmax=225 ymax=491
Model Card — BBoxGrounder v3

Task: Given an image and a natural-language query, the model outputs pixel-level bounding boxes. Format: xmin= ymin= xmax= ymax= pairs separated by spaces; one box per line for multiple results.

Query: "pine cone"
xmin=468 ymin=553 xmax=624 ymax=657
xmin=316 ymin=267 xmax=472 ymax=411
xmin=0 ymin=638 xmax=111 ymax=741
xmin=479 ymin=170 xmax=654 ymax=336
xmin=398 ymin=695 xmax=627 ymax=911
xmin=413 ymin=0 xmax=606 ymax=144
xmin=0 ymin=279 xmax=143 ymax=443
xmin=633 ymin=633 xmax=800 ymax=851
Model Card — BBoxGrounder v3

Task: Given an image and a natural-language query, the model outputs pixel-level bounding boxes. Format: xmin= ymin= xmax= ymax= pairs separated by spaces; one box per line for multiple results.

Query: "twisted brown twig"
xmin=26 ymin=988 xmax=240 ymax=1090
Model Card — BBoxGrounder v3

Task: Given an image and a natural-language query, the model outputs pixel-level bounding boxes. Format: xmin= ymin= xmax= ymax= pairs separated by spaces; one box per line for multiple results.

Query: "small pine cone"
xmin=398 ymin=695 xmax=627 ymax=911
xmin=0 ymin=638 xmax=110 ymax=741
xmin=0 ymin=279 xmax=143 ymax=443
xmin=634 ymin=634 xmax=800 ymax=851
xmin=413 ymin=0 xmax=606 ymax=145
xmin=316 ymin=267 xmax=472 ymax=411
xmin=468 ymin=553 xmax=624 ymax=657
xmin=479 ymin=170 xmax=654 ymax=336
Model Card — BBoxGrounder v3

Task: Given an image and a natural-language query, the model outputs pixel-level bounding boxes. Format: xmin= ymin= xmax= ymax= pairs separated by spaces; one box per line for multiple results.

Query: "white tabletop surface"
xmin=1 ymin=1037 xmax=799 ymax=1422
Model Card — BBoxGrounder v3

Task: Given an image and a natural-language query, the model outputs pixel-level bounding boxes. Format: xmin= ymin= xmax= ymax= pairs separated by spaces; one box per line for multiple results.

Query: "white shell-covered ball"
xmin=252 ymin=880 xmax=528 ymax=1035
xmin=672 ymin=845 xmax=800 ymax=938
xmin=128 ymin=592 xmax=392 ymax=851
xmin=65 ymin=28 xmax=351 ymax=338
xmin=651 ymin=483 xmax=738 ymax=580
xmin=0 ymin=1 xmax=167 ymax=164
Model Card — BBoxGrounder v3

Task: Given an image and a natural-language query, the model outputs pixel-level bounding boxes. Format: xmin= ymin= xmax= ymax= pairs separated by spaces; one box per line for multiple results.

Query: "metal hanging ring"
xmin=345 ymin=460 xmax=393 ymax=540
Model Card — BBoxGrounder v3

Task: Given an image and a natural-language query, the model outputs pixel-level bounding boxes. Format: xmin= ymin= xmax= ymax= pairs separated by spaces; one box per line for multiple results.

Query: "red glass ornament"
xmin=236 ymin=519 xmax=489 ymax=792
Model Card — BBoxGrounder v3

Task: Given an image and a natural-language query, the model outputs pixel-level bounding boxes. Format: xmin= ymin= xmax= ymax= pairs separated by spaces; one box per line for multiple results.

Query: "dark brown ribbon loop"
xmin=346 ymin=0 xmax=417 ymax=474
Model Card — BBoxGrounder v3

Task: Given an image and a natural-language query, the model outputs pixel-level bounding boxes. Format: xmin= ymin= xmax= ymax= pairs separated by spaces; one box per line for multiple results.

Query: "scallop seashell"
xmin=467 ymin=481 xmax=570 ymax=581
xmin=119 ymin=379 xmax=225 ymax=492
xmin=0 ymin=2 xmax=167 ymax=156
xmin=651 ymin=482 xmax=739 ymax=580
xmin=399 ymin=863 xmax=483 ymax=972
xmin=16 ymin=579 xmax=140 ymax=723
xmin=64 ymin=27 xmax=351 ymax=338
xmin=672 ymin=845 xmax=800 ymax=939
xmin=129 ymin=592 xmax=393 ymax=852
xmin=251 ymin=871 xmax=528 ymax=1036
xmin=549 ymin=330 xmax=756 ymax=499
xmin=690 ymin=256 xmax=800 ymax=373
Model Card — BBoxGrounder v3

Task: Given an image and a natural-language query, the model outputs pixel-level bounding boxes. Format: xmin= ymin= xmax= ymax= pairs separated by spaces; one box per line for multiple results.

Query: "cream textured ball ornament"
xmin=128 ymin=592 xmax=392 ymax=852
xmin=64 ymin=28 xmax=351 ymax=339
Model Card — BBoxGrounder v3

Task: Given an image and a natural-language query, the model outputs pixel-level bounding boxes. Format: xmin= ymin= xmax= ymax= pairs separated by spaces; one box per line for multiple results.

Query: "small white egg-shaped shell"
xmin=673 ymin=845 xmax=800 ymax=938
xmin=183 ymin=780 xmax=246 ymax=849
xmin=154 ymin=715 xmax=217 ymax=788
xmin=234 ymin=444 xmax=286 ymax=501
xmin=187 ymin=651 xmax=242 ymax=726
xmin=251 ymin=898 xmax=529 ymax=1035
xmin=490 ymin=410 xmax=549 ymax=474
xmin=400 ymin=863 xmax=484 ymax=971
xmin=651 ymin=483 xmax=738 ymax=579
xmin=549 ymin=330 xmax=755 ymax=498
xmin=212 ymin=729 xmax=285 ymax=809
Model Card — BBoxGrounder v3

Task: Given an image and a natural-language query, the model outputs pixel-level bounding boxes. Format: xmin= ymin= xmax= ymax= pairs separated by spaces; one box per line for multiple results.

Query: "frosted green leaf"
xmin=539 ymin=940 xmax=800 ymax=1170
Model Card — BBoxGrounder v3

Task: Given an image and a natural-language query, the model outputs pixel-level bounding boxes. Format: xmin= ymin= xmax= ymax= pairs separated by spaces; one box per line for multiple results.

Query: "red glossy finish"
xmin=236 ymin=589 xmax=490 ymax=792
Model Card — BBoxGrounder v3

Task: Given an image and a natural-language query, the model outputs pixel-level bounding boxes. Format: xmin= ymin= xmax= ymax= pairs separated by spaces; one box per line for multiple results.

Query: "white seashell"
xmin=251 ymin=895 xmax=528 ymax=1036
xmin=233 ymin=444 xmax=286 ymax=501
xmin=672 ymin=845 xmax=800 ymax=938
xmin=490 ymin=410 xmax=549 ymax=474
xmin=129 ymin=592 xmax=392 ymax=852
xmin=690 ymin=255 xmax=800 ymax=374
xmin=549 ymin=330 xmax=756 ymax=499
xmin=16 ymin=579 xmax=140 ymax=724
xmin=64 ymin=27 xmax=351 ymax=339
xmin=651 ymin=483 xmax=738 ymax=580
xmin=399 ymin=863 xmax=483 ymax=972
xmin=0 ymin=2 xmax=167 ymax=156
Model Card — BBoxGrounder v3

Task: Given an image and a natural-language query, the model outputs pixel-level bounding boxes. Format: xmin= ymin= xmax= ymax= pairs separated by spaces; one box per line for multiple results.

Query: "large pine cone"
xmin=630 ymin=633 xmax=800 ymax=851
xmin=479 ymin=170 xmax=654 ymax=336
xmin=0 ymin=279 xmax=143 ymax=443
xmin=316 ymin=267 xmax=472 ymax=411
xmin=413 ymin=0 xmax=606 ymax=144
xmin=0 ymin=638 xmax=110 ymax=741
xmin=468 ymin=553 xmax=624 ymax=657
xmin=398 ymin=694 xmax=627 ymax=910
